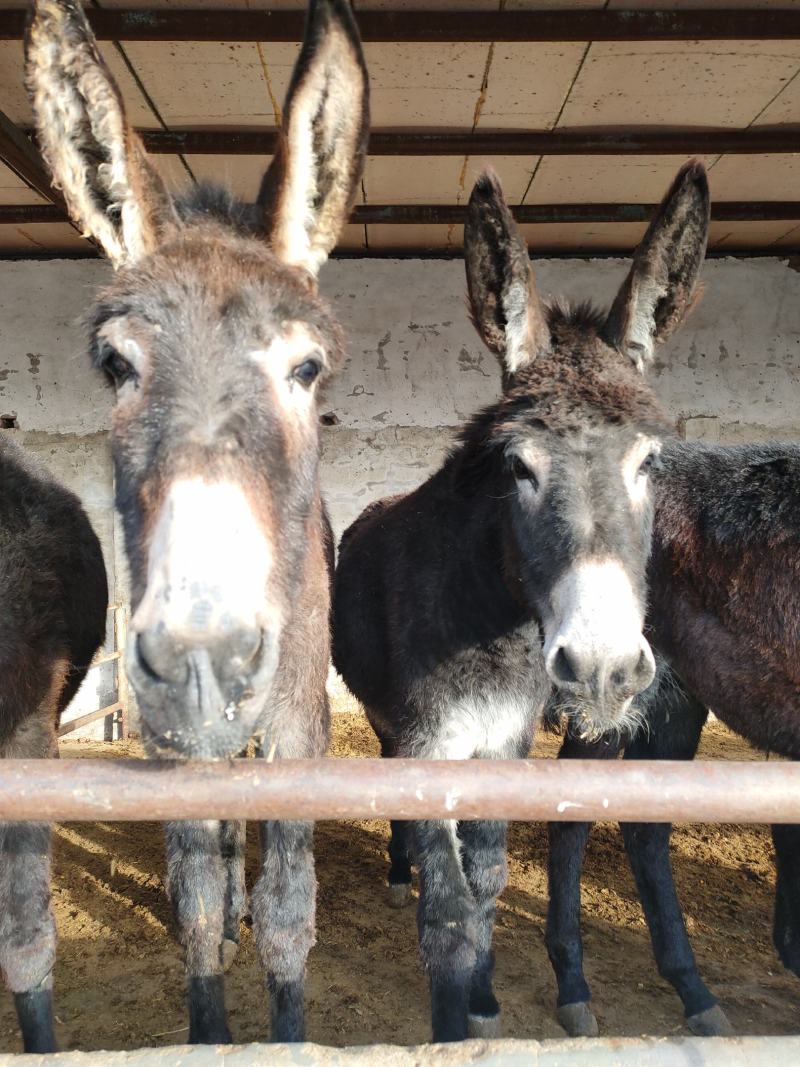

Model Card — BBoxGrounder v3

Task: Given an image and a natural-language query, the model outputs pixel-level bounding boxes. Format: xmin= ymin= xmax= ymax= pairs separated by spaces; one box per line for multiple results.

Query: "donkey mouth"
xmin=551 ymin=690 xmax=647 ymax=745
xmin=126 ymin=629 xmax=280 ymax=756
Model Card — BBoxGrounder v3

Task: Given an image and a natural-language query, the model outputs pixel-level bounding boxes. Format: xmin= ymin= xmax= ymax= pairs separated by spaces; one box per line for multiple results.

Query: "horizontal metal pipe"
xmin=3 ymin=8 xmax=800 ymax=42
xmin=4 ymin=202 xmax=800 ymax=227
xmin=0 ymin=758 xmax=797 ymax=823
xmin=131 ymin=127 xmax=800 ymax=157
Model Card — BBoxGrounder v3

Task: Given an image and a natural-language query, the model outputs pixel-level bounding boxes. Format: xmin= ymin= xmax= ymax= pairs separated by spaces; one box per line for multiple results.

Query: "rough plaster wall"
xmin=0 ymin=256 xmax=798 ymax=728
xmin=320 ymin=257 xmax=800 ymax=538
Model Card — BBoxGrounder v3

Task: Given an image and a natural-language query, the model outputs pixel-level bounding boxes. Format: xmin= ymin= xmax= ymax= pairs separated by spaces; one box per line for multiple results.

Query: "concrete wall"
xmin=1 ymin=256 xmax=798 ymax=731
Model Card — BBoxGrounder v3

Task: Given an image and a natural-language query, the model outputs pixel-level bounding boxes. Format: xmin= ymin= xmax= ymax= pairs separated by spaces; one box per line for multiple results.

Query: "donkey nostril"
xmin=216 ymin=628 xmax=262 ymax=681
xmin=136 ymin=631 xmax=189 ymax=686
xmin=610 ymin=668 xmax=626 ymax=688
xmin=551 ymin=645 xmax=580 ymax=685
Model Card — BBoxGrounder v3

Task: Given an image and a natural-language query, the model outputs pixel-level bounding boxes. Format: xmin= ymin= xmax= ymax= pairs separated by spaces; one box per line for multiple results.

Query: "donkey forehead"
xmin=507 ymin=420 xmax=663 ymax=465
xmin=94 ymin=262 xmax=341 ymax=356
xmin=102 ymin=235 xmax=331 ymax=323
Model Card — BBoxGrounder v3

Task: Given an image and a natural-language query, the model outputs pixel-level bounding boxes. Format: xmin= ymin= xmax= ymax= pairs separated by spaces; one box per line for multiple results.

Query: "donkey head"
xmin=464 ymin=162 xmax=709 ymax=737
xmin=27 ymin=0 xmax=368 ymax=757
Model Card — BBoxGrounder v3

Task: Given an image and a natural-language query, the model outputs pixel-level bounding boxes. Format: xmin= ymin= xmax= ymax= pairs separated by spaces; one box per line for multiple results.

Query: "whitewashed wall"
xmin=1 ymin=256 xmax=799 ymax=729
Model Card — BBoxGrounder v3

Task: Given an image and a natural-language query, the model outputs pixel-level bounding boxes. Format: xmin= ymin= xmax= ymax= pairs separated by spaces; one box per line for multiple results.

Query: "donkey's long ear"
xmin=465 ymin=170 xmax=551 ymax=383
xmin=259 ymin=0 xmax=369 ymax=277
xmin=602 ymin=161 xmax=709 ymax=373
xmin=25 ymin=0 xmax=178 ymax=268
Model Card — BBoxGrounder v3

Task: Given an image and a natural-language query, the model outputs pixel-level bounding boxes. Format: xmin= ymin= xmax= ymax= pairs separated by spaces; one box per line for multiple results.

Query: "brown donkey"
xmin=547 ymin=438 xmax=800 ymax=1039
xmin=26 ymin=0 xmax=368 ymax=1043
xmin=332 ymin=163 xmax=709 ymax=1042
xmin=0 ymin=437 xmax=107 ymax=1052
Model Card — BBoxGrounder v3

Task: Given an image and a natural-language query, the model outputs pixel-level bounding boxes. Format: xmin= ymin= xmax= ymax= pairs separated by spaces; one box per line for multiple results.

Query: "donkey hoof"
xmin=221 ymin=938 xmax=239 ymax=973
xmin=467 ymin=1011 xmax=501 ymax=1039
xmin=687 ymin=1004 xmax=734 ymax=1037
xmin=388 ymin=882 xmax=412 ymax=908
xmin=557 ymin=1001 xmax=599 ymax=1038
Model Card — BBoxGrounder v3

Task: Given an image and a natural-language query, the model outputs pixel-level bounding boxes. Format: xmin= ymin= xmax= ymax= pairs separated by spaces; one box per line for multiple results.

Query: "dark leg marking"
xmin=379 ymin=736 xmax=412 ymax=906
xmin=165 ymin=820 xmax=231 ymax=1044
xmin=389 ymin=820 xmax=412 ymax=907
xmin=772 ymin=821 xmax=800 ymax=978
xmin=0 ymin=822 xmax=57 ymax=1053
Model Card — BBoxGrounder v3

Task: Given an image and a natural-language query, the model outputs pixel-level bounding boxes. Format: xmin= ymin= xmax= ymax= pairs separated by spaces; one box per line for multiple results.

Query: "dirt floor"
xmin=1 ymin=708 xmax=798 ymax=1053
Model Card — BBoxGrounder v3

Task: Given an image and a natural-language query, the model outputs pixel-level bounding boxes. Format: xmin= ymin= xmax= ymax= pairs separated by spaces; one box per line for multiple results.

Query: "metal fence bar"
xmin=0 ymin=757 xmax=797 ymax=823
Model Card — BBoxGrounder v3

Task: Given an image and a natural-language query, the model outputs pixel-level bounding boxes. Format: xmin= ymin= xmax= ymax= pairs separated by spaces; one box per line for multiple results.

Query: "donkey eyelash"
xmin=101 ymin=346 xmax=138 ymax=387
xmin=511 ymin=455 xmax=540 ymax=490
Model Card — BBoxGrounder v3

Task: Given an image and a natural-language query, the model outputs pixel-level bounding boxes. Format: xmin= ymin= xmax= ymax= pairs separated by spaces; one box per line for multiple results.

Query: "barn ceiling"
xmin=0 ymin=0 xmax=799 ymax=256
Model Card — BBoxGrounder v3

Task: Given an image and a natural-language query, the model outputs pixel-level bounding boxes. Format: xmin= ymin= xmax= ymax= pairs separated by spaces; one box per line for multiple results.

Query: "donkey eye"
xmin=102 ymin=348 xmax=138 ymax=388
xmin=512 ymin=456 xmax=539 ymax=491
xmin=291 ymin=358 xmax=322 ymax=388
xmin=638 ymin=451 xmax=657 ymax=476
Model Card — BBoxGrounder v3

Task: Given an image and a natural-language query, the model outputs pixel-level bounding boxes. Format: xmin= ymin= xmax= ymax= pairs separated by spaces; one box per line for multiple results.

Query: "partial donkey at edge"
xmin=0 ymin=435 xmax=107 ymax=1052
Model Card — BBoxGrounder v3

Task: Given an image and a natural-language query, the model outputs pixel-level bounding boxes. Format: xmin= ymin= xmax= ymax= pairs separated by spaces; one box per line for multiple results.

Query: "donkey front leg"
xmin=546 ymin=733 xmax=621 ymax=1038
xmin=0 ymin=821 xmax=57 ymax=1053
xmin=413 ymin=819 xmax=476 ymax=1042
xmin=546 ymin=819 xmax=597 ymax=1037
xmin=459 ymin=819 xmax=507 ymax=1038
xmin=165 ymin=820 xmax=231 ymax=1044
xmin=620 ymin=685 xmax=730 ymax=1036
xmin=253 ymin=820 xmax=316 ymax=1042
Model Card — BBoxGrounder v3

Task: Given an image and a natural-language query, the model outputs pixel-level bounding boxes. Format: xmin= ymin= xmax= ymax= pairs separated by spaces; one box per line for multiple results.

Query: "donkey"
xmin=546 ymin=439 xmax=800 ymax=1039
xmin=332 ymin=161 xmax=709 ymax=1041
xmin=0 ymin=435 xmax=107 ymax=1052
xmin=26 ymin=0 xmax=368 ymax=1043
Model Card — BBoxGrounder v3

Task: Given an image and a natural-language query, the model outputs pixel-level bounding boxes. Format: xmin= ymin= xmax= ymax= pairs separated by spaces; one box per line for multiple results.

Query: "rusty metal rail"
xmin=0 ymin=757 xmax=797 ymax=823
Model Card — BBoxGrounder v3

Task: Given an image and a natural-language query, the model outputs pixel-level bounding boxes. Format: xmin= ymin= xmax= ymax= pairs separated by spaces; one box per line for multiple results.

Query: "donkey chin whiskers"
xmin=553 ymin=693 xmax=649 ymax=745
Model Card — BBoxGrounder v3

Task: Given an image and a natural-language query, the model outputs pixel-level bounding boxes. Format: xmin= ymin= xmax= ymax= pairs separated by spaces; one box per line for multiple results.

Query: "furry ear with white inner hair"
xmin=25 ymin=0 xmax=178 ymax=269
xmin=602 ymin=160 xmax=710 ymax=373
xmin=464 ymin=169 xmax=551 ymax=384
xmin=259 ymin=0 xmax=370 ymax=278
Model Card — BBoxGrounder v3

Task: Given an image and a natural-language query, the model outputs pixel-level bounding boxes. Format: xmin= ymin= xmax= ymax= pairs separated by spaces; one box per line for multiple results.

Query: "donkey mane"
xmin=174 ymin=182 xmax=267 ymax=239
xmin=545 ymin=298 xmax=608 ymax=333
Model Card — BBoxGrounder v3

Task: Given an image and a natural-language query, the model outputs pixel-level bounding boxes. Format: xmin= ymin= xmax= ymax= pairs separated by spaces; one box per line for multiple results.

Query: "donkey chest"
xmin=412 ymin=623 xmax=546 ymax=758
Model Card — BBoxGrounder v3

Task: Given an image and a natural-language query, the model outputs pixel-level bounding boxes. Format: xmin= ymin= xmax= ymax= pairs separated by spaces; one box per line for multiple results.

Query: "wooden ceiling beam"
xmin=3 ymin=8 xmax=800 ymax=42
xmin=3 ymin=202 xmax=800 ymax=226
xmin=0 ymin=109 xmax=64 ymax=208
